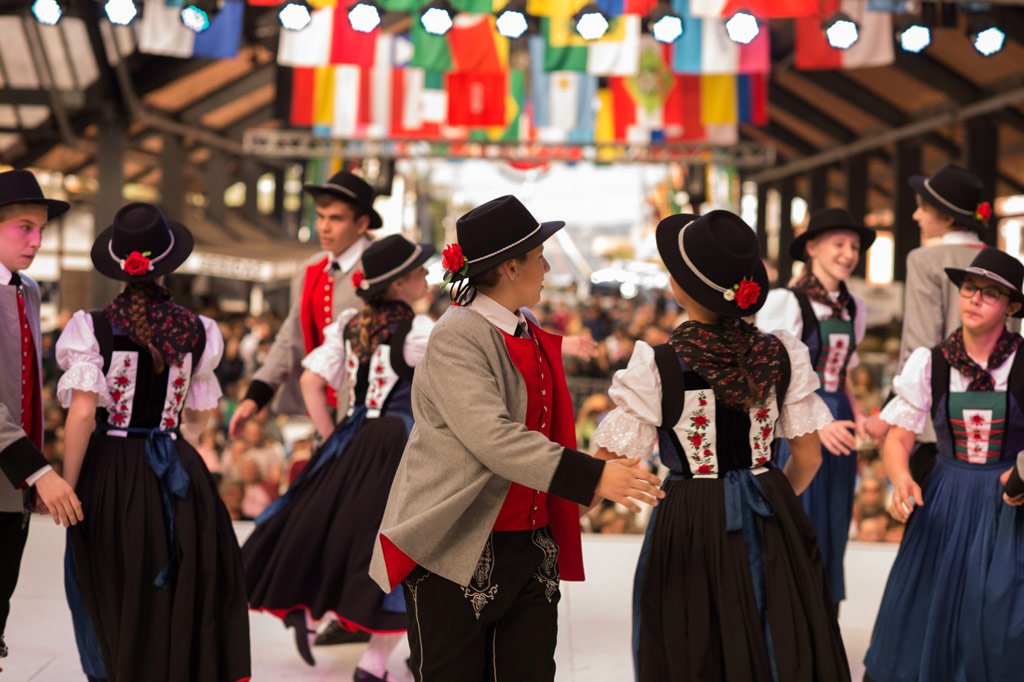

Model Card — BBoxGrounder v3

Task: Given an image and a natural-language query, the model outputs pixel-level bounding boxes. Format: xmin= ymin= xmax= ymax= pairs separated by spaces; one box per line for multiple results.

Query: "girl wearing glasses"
xmin=864 ymin=248 xmax=1024 ymax=682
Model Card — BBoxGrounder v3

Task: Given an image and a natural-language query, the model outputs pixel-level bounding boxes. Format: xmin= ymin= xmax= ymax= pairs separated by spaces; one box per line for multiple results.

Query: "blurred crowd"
xmin=37 ymin=285 xmax=903 ymax=543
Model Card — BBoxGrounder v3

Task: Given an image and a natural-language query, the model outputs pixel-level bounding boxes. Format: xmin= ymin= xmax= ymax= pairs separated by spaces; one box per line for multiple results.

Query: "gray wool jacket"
xmin=369 ymin=305 xmax=605 ymax=590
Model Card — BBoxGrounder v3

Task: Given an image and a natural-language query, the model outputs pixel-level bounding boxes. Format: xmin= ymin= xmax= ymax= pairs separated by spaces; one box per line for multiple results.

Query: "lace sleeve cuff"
xmin=880 ymin=397 xmax=928 ymax=435
xmin=776 ymin=393 xmax=833 ymax=439
xmin=56 ymin=364 xmax=110 ymax=409
xmin=592 ymin=408 xmax=658 ymax=461
xmin=185 ymin=376 xmax=223 ymax=412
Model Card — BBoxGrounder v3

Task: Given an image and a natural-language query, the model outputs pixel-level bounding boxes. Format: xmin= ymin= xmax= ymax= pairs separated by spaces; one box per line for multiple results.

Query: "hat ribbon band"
xmin=320 ymin=183 xmax=359 ymax=200
xmin=963 ymin=267 xmax=1018 ymax=293
xmin=677 ymin=221 xmax=730 ymax=295
xmin=923 ymin=178 xmax=975 ymax=217
xmin=108 ymin=228 xmax=176 ymax=273
xmin=360 ymin=244 xmax=424 ymax=289
xmin=465 ymin=223 xmax=543 ymax=265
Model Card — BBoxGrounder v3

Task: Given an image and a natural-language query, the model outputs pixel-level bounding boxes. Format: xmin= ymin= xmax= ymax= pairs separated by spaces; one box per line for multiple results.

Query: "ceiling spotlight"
xmin=823 ymin=11 xmax=859 ymax=50
xmin=647 ymin=3 xmax=684 ymax=44
xmin=496 ymin=1 xmax=529 ymax=39
xmin=898 ymin=22 xmax=931 ymax=53
xmin=31 ymin=0 xmax=62 ymax=25
xmin=575 ymin=3 xmax=609 ymax=41
xmin=420 ymin=0 xmax=454 ymax=36
xmin=279 ymin=0 xmax=312 ymax=31
xmin=348 ymin=0 xmax=381 ymax=32
xmin=724 ymin=10 xmax=759 ymax=45
xmin=970 ymin=19 xmax=1005 ymax=57
xmin=104 ymin=0 xmax=138 ymax=25
xmin=180 ymin=1 xmax=215 ymax=32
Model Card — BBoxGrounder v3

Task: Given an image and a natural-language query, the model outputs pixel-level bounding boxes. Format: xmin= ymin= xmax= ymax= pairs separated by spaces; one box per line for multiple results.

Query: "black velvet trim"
xmin=244 ymin=379 xmax=276 ymax=410
xmin=0 ymin=437 xmax=47 ymax=488
xmin=548 ymin=447 xmax=605 ymax=505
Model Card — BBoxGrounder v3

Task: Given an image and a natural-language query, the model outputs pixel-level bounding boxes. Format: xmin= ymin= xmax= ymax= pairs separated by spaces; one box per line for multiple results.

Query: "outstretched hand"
xmin=594 ymin=457 xmax=665 ymax=513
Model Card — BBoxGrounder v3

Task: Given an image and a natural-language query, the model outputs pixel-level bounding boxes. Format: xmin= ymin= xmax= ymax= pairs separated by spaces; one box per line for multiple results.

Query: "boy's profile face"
xmin=0 ymin=203 xmax=48 ymax=273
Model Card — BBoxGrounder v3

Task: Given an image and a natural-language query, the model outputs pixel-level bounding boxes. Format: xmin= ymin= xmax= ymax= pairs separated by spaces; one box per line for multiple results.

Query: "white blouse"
xmin=55 ymin=309 xmax=225 ymax=412
xmin=880 ymin=346 xmax=1016 ymax=435
xmin=301 ymin=309 xmax=434 ymax=390
xmin=755 ymin=288 xmax=867 ymax=369
xmin=592 ymin=330 xmax=833 ymax=462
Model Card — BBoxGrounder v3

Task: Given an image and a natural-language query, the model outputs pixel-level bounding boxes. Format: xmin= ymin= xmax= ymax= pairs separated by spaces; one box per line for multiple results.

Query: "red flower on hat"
xmin=975 ymin=201 xmax=992 ymax=223
xmin=733 ymin=279 xmax=762 ymax=310
xmin=441 ymin=243 xmax=469 ymax=284
xmin=351 ymin=270 xmax=365 ymax=289
xmin=122 ymin=251 xmax=152 ymax=277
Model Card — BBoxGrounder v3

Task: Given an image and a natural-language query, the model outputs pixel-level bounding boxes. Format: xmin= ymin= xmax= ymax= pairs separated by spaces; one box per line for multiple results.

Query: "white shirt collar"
xmin=328 ymin=237 xmax=372 ymax=274
xmin=0 ymin=262 xmax=13 ymax=286
xmin=942 ymin=231 xmax=984 ymax=246
xmin=468 ymin=292 xmax=528 ymax=337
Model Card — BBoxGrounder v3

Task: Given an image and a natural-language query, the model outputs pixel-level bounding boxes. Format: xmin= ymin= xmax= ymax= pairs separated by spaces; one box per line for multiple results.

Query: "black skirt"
xmin=243 ymin=415 xmax=409 ymax=633
xmin=637 ymin=468 xmax=849 ymax=682
xmin=69 ymin=432 xmax=251 ymax=682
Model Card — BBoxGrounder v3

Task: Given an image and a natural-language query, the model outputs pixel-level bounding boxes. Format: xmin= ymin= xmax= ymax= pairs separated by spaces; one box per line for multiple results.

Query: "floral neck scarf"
xmin=345 ymin=300 xmax=415 ymax=364
xmin=942 ymin=327 xmax=1023 ymax=392
xmin=103 ymin=282 xmax=202 ymax=369
xmin=669 ymin=318 xmax=787 ymax=410
xmin=791 ymin=271 xmax=852 ymax=318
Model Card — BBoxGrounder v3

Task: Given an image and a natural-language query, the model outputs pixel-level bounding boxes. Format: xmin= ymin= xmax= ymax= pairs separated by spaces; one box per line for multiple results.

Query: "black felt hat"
xmin=945 ymin=247 xmax=1024 ymax=317
xmin=790 ymin=207 xmax=877 ymax=262
xmin=908 ymin=163 xmax=989 ymax=230
xmin=304 ymin=170 xmax=383 ymax=229
xmin=656 ymin=210 xmax=768 ymax=318
xmin=445 ymin=195 xmax=564 ymax=282
xmin=352 ymin=234 xmax=436 ymax=298
xmin=91 ymin=203 xmax=194 ymax=282
xmin=0 ymin=169 xmax=70 ymax=221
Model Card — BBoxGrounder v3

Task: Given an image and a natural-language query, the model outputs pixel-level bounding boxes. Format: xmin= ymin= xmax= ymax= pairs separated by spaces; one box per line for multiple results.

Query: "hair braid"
xmin=126 ymin=282 xmax=166 ymax=373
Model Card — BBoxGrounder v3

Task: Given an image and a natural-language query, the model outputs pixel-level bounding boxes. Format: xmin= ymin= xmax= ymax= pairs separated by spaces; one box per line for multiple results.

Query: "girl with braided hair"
xmin=55 ymin=203 xmax=250 ymax=682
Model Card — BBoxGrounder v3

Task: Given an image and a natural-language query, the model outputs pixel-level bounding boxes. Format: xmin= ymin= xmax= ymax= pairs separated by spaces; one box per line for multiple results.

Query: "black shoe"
xmin=283 ymin=610 xmax=316 ymax=667
xmin=354 ymin=667 xmax=392 ymax=682
xmin=0 ymin=634 xmax=7 ymax=658
xmin=314 ymin=620 xmax=371 ymax=646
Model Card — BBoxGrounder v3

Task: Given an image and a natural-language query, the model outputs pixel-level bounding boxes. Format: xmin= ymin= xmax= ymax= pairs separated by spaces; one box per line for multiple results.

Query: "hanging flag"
xmin=278 ymin=6 xmax=333 ymax=66
xmin=687 ymin=0 xmax=816 ymax=18
xmin=453 ymin=0 xmax=494 ymax=12
xmin=329 ymin=6 xmax=378 ymax=67
xmin=290 ymin=67 xmax=316 ymax=126
xmin=587 ymin=15 xmax=641 ymax=76
xmin=410 ymin=13 xmax=454 ymax=71
xmin=527 ymin=0 xmax=586 ymax=17
xmin=312 ymin=64 xmax=337 ymax=132
xmin=670 ymin=0 xmax=769 ymax=75
xmin=596 ymin=0 xmax=656 ymax=15
xmin=529 ymin=37 xmax=597 ymax=142
xmin=448 ymin=15 xmax=509 ymax=73
xmin=139 ymin=0 xmax=244 ymax=59
xmin=737 ymin=72 xmax=767 ymax=125
xmin=391 ymin=67 xmax=443 ymax=138
xmin=795 ymin=0 xmax=894 ymax=70
xmin=447 ymin=72 xmax=507 ymax=126
xmin=624 ymin=39 xmax=674 ymax=118
xmin=471 ymin=68 xmax=527 ymax=142
xmin=541 ymin=17 xmax=588 ymax=72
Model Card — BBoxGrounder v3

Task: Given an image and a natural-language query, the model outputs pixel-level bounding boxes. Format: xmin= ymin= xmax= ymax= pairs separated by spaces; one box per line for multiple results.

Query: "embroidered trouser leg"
xmin=402 ymin=527 xmax=561 ymax=682
xmin=0 ymin=512 xmax=29 ymax=634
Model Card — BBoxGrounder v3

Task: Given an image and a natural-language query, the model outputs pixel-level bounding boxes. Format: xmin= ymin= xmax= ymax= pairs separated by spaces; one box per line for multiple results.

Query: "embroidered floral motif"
xmin=531 ymin=528 xmax=560 ymax=603
xmin=107 ymin=357 xmax=133 ymax=427
xmin=750 ymin=402 xmax=774 ymax=467
xmin=685 ymin=390 xmax=716 ymax=475
xmin=159 ymin=361 xmax=191 ymax=431
xmin=462 ymin=535 xmax=500 ymax=620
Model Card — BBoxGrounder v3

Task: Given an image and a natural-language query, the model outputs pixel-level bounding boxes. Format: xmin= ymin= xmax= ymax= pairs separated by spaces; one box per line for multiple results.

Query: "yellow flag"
xmin=700 ymin=74 xmax=737 ymax=125
xmin=312 ymin=65 xmax=335 ymax=128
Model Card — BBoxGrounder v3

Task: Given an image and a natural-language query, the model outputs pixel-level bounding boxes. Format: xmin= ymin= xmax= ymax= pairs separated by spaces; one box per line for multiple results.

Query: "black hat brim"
xmin=944 ymin=266 xmax=1024 ymax=318
xmin=790 ymin=224 xmax=877 ymax=262
xmin=91 ymin=218 xmax=194 ymax=282
xmin=908 ymin=175 xmax=986 ymax=231
xmin=357 ymin=243 xmax=437 ymax=298
xmin=0 ymin=197 xmax=70 ymax=222
xmin=304 ymin=183 xmax=384 ymax=230
xmin=657 ymin=214 xmax=769 ymax=318
xmin=454 ymin=220 xmax=565 ymax=281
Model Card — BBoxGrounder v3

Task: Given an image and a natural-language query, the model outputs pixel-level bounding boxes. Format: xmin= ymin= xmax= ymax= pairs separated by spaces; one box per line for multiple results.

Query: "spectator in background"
xmin=239 ymin=457 xmax=275 ymax=520
xmin=220 ymin=478 xmax=244 ymax=522
xmin=240 ymin=419 xmax=284 ymax=491
xmin=857 ymin=513 xmax=888 ymax=542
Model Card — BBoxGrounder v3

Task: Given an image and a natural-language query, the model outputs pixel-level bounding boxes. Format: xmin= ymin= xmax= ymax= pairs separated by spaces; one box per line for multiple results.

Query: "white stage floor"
xmin=3 ymin=521 xmax=894 ymax=681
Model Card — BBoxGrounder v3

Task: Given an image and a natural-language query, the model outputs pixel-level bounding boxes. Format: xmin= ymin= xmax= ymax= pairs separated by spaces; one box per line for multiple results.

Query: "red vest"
xmin=299 ymin=257 xmax=338 ymax=408
xmin=16 ymin=283 xmax=41 ymax=451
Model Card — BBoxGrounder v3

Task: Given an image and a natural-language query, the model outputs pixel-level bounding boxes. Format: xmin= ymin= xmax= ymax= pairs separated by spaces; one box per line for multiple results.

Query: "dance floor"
xmin=4 ymin=521 xmax=895 ymax=681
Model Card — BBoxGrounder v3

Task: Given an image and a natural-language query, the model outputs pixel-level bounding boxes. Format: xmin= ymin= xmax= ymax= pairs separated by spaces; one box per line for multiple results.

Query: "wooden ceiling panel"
xmin=773 ymin=70 xmax=887 ymax=134
xmin=926 ymin=26 xmax=1024 ymax=89
xmin=199 ymin=83 xmax=276 ymax=130
xmin=843 ymin=66 xmax=949 ymax=115
xmin=143 ymin=51 xmax=262 ymax=114
xmin=769 ymin=108 xmax=833 ymax=149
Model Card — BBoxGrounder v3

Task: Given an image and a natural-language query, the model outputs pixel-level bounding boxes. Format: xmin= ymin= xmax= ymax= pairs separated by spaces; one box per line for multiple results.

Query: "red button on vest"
xmin=306 ymin=265 xmax=338 ymax=408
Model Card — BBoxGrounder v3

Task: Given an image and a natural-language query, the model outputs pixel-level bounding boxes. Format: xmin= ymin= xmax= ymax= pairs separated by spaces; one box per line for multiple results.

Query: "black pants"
xmin=0 ymin=511 xmax=29 ymax=635
xmin=402 ymin=527 xmax=561 ymax=682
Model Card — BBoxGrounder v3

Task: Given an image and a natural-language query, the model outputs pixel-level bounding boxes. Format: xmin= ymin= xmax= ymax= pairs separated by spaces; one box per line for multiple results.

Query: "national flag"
xmin=453 ymin=0 xmax=494 ymax=12
xmin=596 ymin=0 xmax=657 ymax=15
xmin=527 ymin=0 xmax=586 ymax=17
xmin=670 ymin=0 xmax=769 ymax=74
xmin=290 ymin=67 xmax=315 ymax=126
xmin=587 ymin=15 xmax=641 ymax=76
xmin=390 ymin=68 xmax=444 ymax=138
xmin=529 ymin=36 xmax=598 ymax=142
xmin=471 ymin=68 xmax=527 ymax=142
xmin=447 ymin=72 xmax=507 ymax=127
xmin=329 ymin=5 xmax=378 ymax=67
xmin=795 ymin=0 xmax=894 ymax=70
xmin=541 ymin=17 xmax=588 ymax=72
xmin=278 ymin=6 xmax=333 ymax=66
xmin=448 ymin=15 xmax=509 ymax=73
xmin=410 ymin=12 xmax=454 ymax=71
xmin=139 ymin=0 xmax=244 ymax=59
xmin=686 ymin=0 xmax=816 ymax=18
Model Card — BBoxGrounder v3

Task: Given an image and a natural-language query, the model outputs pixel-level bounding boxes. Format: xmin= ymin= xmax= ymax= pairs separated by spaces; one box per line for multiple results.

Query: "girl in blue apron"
xmin=864 ymin=247 xmax=1024 ymax=682
xmin=242 ymin=235 xmax=434 ymax=681
xmin=593 ymin=210 xmax=849 ymax=681
xmin=756 ymin=207 xmax=875 ymax=605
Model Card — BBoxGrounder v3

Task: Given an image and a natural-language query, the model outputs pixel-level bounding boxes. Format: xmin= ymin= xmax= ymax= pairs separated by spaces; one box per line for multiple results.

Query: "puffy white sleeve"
xmin=592 ymin=341 xmax=661 ymax=461
xmin=755 ymin=289 xmax=803 ymax=338
xmin=403 ymin=314 xmax=434 ymax=368
xmin=301 ymin=308 xmax=358 ymax=388
xmin=773 ymin=330 xmax=834 ymax=439
xmin=185 ymin=315 xmax=224 ymax=411
xmin=879 ymin=347 xmax=932 ymax=434
xmin=56 ymin=310 xmax=110 ymax=408
xmin=848 ymin=293 xmax=868 ymax=368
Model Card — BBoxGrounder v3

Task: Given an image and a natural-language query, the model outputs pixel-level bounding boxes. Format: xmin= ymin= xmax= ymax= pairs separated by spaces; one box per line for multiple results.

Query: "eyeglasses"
xmin=960 ymin=280 xmax=1009 ymax=305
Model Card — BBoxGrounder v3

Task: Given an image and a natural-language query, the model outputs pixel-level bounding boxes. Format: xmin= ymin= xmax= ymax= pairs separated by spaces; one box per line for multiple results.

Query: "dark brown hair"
xmin=315 ymin=192 xmax=368 ymax=222
xmin=469 ymin=253 xmax=529 ymax=291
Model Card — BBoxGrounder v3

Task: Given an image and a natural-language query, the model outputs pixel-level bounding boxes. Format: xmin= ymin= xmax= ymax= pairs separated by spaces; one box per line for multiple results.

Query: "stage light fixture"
xmin=724 ymin=10 xmax=759 ymax=45
xmin=575 ymin=3 xmax=609 ymax=41
xmin=31 ymin=0 xmax=62 ymax=25
xmin=970 ymin=19 xmax=1005 ymax=57
xmin=180 ymin=0 xmax=216 ymax=32
xmin=823 ymin=11 xmax=859 ymax=50
xmin=647 ymin=3 xmax=684 ymax=44
xmin=420 ymin=0 xmax=454 ymax=36
xmin=104 ymin=0 xmax=138 ymax=25
xmin=279 ymin=0 xmax=312 ymax=31
xmin=496 ymin=0 xmax=529 ymax=39
xmin=349 ymin=0 xmax=381 ymax=32
xmin=898 ymin=22 xmax=930 ymax=53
